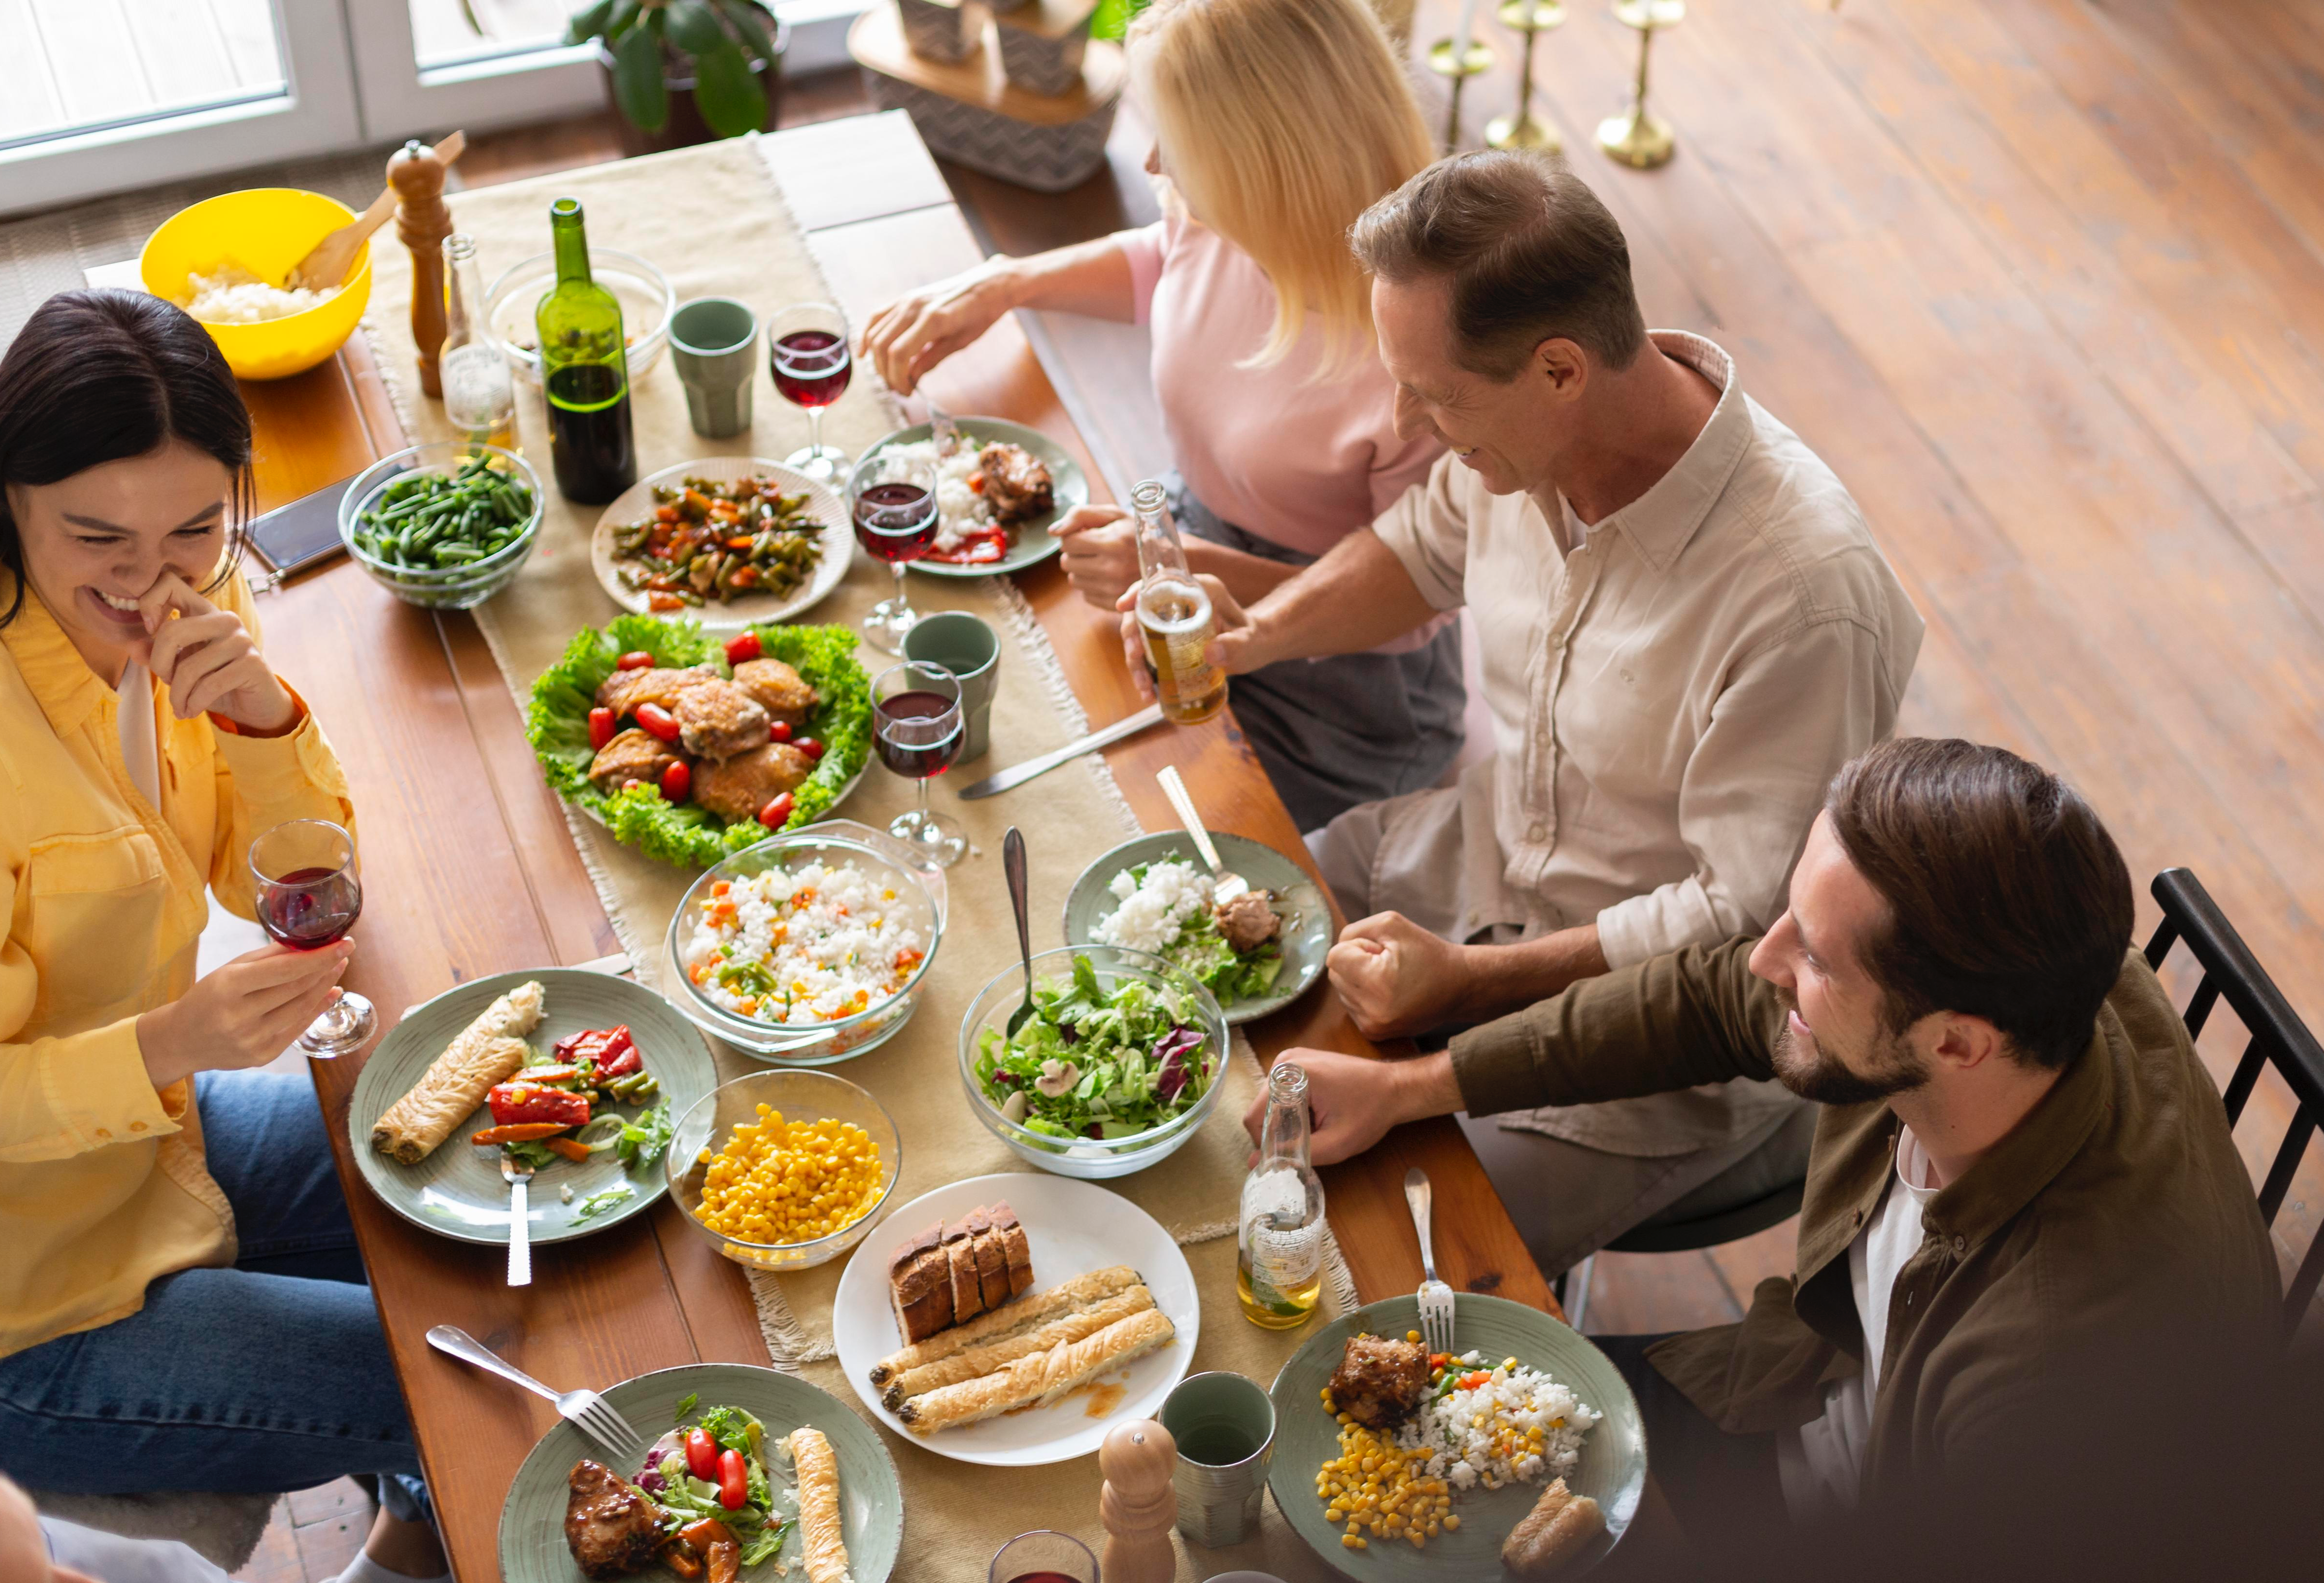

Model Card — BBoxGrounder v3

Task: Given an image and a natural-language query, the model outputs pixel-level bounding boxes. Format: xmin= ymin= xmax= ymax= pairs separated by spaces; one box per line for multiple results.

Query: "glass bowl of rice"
xmin=665 ymin=1068 xmax=902 ymax=1271
xmin=484 ymin=248 xmax=674 ymax=385
xmin=660 ymin=826 xmax=945 ymax=1065
xmin=957 ymin=945 xmax=1229 ymax=1179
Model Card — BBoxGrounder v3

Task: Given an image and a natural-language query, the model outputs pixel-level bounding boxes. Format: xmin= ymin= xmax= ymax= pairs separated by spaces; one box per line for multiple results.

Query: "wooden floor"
xmin=223 ymin=0 xmax=2324 ymax=1571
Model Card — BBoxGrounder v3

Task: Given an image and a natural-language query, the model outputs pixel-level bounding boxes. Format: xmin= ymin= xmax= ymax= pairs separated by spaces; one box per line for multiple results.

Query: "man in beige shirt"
xmin=1145 ymin=153 xmax=1924 ymax=1274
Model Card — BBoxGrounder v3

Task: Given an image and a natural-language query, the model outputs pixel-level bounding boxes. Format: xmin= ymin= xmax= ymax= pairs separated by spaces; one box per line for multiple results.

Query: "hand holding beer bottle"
xmin=1123 ymin=479 xmax=1229 ymax=725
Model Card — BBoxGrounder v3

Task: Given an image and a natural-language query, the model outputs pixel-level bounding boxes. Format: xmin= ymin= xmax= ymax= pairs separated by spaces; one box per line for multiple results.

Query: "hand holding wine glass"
xmin=872 ymin=661 xmax=967 ymax=869
xmin=135 ymin=941 xmax=353 ymax=1091
xmin=246 ymin=819 xmax=375 ymax=1057
xmin=770 ymin=302 xmax=852 ymax=483
xmin=851 ymin=450 xmax=940 ymax=655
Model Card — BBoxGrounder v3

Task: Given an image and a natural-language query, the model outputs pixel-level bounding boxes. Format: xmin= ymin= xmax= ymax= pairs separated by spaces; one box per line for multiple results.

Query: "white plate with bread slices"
xmin=830 ymin=1172 xmax=1198 ymax=1466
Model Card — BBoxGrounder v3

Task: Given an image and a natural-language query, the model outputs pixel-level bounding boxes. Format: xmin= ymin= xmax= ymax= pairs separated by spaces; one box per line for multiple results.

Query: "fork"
xmin=1404 ymin=1167 xmax=1457 ymax=1355
xmin=425 ymin=1326 xmax=645 ymax=1464
xmin=928 ymin=397 xmax=962 ymax=459
xmin=501 ymin=1152 xmax=533 ymax=1288
xmin=1156 ymin=765 xmax=1250 ymax=905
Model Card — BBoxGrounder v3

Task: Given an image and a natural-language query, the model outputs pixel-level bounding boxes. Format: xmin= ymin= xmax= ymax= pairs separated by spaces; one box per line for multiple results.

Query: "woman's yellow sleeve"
xmin=205 ymin=575 xmax=357 ymax=922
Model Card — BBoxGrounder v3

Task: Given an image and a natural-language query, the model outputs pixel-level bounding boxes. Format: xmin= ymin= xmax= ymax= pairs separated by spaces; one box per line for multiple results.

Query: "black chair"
xmin=2144 ymin=867 xmax=2324 ymax=1329
xmin=1559 ymin=1179 xmax=1805 ymax=1333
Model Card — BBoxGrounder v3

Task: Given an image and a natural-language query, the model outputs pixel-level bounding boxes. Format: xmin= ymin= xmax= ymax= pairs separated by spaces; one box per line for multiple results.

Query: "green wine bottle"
xmin=534 ymin=197 xmax=636 ymax=504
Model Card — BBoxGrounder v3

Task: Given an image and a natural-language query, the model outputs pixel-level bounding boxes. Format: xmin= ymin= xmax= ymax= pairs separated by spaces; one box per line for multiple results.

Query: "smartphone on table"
xmin=243 ymin=473 xmax=362 ymax=591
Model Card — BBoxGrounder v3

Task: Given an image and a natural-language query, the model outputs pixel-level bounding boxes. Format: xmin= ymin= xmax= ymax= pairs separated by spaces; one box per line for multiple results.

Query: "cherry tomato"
xmin=661 ymin=760 xmax=693 ymax=802
xmin=757 ymin=792 xmax=794 ymax=829
xmin=768 ymin=720 xmax=792 ymax=743
xmin=794 ymin=736 xmax=824 ymax=763
xmin=635 ymin=702 xmax=681 ymax=743
xmin=588 ymin=707 xmax=616 ymax=751
xmin=685 ymin=1428 xmax=718 ymax=1481
xmin=724 ymin=630 xmax=763 ymax=665
xmin=716 ymin=1448 xmax=748 ymax=1510
xmin=616 ymin=650 xmax=656 ymax=671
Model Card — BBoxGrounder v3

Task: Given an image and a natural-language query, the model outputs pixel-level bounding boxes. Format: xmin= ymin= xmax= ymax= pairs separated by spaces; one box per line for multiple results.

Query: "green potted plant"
xmin=565 ymin=0 xmax=790 ymax=157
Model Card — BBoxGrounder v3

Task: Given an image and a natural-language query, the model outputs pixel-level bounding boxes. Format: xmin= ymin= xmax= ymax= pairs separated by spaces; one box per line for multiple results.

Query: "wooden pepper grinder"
xmin=389 ymin=136 xmax=456 ymax=397
xmin=1100 ymin=1417 xmax=1178 ymax=1583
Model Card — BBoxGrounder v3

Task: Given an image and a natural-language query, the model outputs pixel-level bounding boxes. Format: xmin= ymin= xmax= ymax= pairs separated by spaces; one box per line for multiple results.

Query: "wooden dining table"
xmin=184 ymin=111 xmax=1564 ymax=1577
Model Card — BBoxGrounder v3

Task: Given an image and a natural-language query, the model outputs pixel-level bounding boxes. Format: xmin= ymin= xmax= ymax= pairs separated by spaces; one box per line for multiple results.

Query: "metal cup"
xmin=669 ymin=297 xmax=760 ymax=439
xmin=1158 ymin=1370 xmax=1276 ymax=1548
xmin=901 ymin=609 xmax=1001 ymax=761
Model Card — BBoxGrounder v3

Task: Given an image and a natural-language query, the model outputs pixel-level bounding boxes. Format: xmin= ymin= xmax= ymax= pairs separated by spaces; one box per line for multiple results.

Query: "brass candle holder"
xmin=1427 ymin=34 xmax=1497 ymax=154
xmin=1597 ymin=0 xmax=1683 ymax=169
xmin=1488 ymin=0 xmax=1564 ymax=153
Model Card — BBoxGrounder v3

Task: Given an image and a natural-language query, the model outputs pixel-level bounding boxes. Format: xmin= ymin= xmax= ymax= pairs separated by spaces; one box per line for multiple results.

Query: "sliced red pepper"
xmin=661 ymin=760 xmax=692 ymax=803
xmin=768 ymin=720 xmax=792 ymax=743
xmin=508 ymin=1062 xmax=583 ymax=1085
xmin=715 ymin=1448 xmax=748 ymax=1510
xmin=594 ymin=1029 xmax=641 ymax=1078
xmin=648 ymin=592 xmax=684 ymax=613
xmin=757 ymin=792 xmax=794 ymax=829
xmin=678 ymin=1517 xmax=735 ymax=1553
xmin=588 ymin=707 xmax=616 ymax=751
xmin=684 ymin=1429 xmax=719 ymax=1482
xmin=724 ymin=630 xmax=763 ymax=665
xmin=616 ymin=649 xmax=656 ymax=671
xmin=705 ymin=1540 xmax=739 ymax=1583
xmin=485 ymin=1083 xmax=591 ymax=1128
xmin=794 ymin=737 xmax=824 ymax=763
xmin=635 ymin=702 xmax=680 ymax=743
xmin=659 ymin=1545 xmax=704 ymax=1582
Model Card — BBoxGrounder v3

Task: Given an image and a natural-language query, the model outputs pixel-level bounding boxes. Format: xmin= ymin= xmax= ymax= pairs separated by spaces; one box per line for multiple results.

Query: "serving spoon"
xmin=1157 ymin=765 xmax=1248 ymax=905
xmin=1003 ymin=825 xmax=1036 ymax=1036
xmin=286 ymin=129 xmax=466 ymax=291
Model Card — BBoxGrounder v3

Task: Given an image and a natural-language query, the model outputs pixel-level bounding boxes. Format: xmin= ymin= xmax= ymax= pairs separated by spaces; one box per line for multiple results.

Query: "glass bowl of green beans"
xmin=338 ymin=441 xmax=543 ymax=609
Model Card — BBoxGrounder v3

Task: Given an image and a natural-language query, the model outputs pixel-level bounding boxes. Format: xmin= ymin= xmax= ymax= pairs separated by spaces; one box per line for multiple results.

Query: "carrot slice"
xmin=542 ymin=1136 xmax=593 ymax=1163
xmin=470 ymin=1122 xmax=575 ymax=1144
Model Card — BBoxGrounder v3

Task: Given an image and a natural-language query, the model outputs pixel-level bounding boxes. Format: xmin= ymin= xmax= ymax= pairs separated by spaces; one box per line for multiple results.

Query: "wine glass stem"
xmin=892 ymin=562 xmax=909 ymax=617
xmin=916 ymin=775 xmax=932 ymax=826
xmin=807 ymin=404 xmax=825 ymax=458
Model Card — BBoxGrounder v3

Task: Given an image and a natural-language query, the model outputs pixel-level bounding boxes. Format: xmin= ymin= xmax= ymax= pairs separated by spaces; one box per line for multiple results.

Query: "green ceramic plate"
xmin=348 ymin=968 xmax=716 ymax=1245
xmin=1268 ymin=1294 xmax=1647 ymax=1580
xmin=1063 ymin=832 xmax=1330 ymax=1025
xmin=858 ymin=417 xmax=1087 ymax=579
xmin=494 ymin=1362 xmax=901 ymax=1583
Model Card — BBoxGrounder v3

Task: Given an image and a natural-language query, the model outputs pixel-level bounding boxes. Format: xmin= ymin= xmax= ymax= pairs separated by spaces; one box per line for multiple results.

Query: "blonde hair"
xmin=1128 ymin=0 xmax=1433 ymax=374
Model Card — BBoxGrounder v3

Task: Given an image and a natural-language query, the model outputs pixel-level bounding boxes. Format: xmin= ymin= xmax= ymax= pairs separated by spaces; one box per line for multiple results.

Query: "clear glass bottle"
xmin=439 ymin=233 xmax=516 ymax=455
xmin=1238 ymin=1060 xmax=1327 ymax=1328
xmin=1130 ymin=478 xmax=1228 ymax=725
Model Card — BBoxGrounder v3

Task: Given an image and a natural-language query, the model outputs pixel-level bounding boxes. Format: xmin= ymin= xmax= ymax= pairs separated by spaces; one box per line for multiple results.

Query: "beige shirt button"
xmin=1528 ymin=822 xmax=1548 ymax=843
xmin=1952 ymin=1235 xmax=1967 ymax=1255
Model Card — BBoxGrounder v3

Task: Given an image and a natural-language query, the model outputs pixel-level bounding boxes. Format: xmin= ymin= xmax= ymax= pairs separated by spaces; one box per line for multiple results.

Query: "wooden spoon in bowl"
xmin=287 ymin=128 xmax=466 ymax=291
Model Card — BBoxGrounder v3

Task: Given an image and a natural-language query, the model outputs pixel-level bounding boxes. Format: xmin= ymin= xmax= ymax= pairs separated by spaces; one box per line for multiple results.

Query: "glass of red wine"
xmin=769 ymin=301 xmax=851 ymax=483
xmin=986 ymin=1531 xmax=1097 ymax=1583
xmin=871 ymin=661 xmax=967 ymax=869
xmin=850 ymin=448 xmax=939 ymax=655
xmin=247 ymin=819 xmax=374 ymax=1058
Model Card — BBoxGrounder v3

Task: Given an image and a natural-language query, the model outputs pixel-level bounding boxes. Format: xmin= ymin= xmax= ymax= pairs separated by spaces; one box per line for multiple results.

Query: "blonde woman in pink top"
xmin=864 ymin=0 xmax=1459 ymax=829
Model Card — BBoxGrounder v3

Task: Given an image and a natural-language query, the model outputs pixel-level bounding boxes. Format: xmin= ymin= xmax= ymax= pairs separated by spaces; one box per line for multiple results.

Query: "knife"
xmin=959 ymin=703 xmax=1167 ymax=799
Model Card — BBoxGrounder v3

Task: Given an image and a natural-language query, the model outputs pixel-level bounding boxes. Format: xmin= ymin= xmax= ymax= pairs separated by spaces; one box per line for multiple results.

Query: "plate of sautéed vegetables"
xmin=591 ymin=457 xmax=851 ymax=629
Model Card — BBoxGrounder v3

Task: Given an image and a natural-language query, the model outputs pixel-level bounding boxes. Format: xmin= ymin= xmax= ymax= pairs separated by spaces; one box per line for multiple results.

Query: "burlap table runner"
xmin=360 ymin=138 xmax=1354 ymax=1580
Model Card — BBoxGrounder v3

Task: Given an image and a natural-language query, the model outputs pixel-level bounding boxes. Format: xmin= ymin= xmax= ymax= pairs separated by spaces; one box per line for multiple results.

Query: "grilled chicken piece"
xmin=1215 ymin=890 xmax=1281 ymax=954
xmin=587 ymin=728 xmax=682 ymax=795
xmin=731 ymin=658 xmax=819 ymax=730
xmin=596 ymin=664 xmax=719 ymax=719
xmin=695 ymin=742 xmax=815 ymax=822
xmin=1328 ymin=1333 xmax=1428 ymax=1430
xmin=563 ymin=1460 xmax=663 ymax=1579
xmin=673 ymin=679 xmax=770 ymax=764
xmin=977 ymin=442 xmax=1053 ymax=523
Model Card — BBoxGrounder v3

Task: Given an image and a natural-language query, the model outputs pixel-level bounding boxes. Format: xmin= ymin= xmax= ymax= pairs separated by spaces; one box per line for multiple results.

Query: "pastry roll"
xmin=370 ymin=981 xmax=545 ymax=1163
xmin=786 ymin=1428 xmax=851 ymax=1583
xmin=881 ymin=1285 xmax=1156 ymax=1409
xmin=897 ymin=1306 xmax=1175 ymax=1434
xmin=869 ymin=1264 xmax=1139 ymax=1388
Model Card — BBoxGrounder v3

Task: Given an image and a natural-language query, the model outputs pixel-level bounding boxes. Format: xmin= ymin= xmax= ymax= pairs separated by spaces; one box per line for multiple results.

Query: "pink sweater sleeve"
xmin=1114 ymin=223 xmax=1167 ymax=327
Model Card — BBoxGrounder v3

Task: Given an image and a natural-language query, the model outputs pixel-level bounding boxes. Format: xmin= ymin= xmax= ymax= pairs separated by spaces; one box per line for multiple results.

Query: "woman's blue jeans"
xmin=0 ymin=1070 xmax=428 ymax=1522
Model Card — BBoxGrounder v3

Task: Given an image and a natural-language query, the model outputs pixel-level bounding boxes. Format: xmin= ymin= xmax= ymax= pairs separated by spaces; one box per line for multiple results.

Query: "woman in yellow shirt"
xmin=0 ymin=292 xmax=443 ymax=1581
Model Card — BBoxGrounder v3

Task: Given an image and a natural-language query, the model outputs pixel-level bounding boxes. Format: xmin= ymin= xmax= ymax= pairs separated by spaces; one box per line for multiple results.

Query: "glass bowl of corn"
xmin=665 ymin=1069 xmax=902 ymax=1271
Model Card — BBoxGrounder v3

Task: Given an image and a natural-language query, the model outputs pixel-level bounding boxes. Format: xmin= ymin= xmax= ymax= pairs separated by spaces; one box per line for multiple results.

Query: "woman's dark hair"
xmin=0 ymin=287 xmax=253 ymax=627
xmin=1826 ymin=737 xmax=2136 ymax=1071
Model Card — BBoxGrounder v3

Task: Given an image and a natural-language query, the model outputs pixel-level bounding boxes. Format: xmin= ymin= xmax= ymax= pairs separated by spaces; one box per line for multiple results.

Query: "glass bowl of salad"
xmin=958 ymin=945 xmax=1229 ymax=1179
xmin=661 ymin=824 xmax=946 ymax=1065
xmin=665 ymin=1068 xmax=902 ymax=1271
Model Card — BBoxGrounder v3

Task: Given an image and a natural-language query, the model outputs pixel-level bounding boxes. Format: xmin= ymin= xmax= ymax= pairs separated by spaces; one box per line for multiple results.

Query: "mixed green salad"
xmin=525 ymin=613 xmax=870 ymax=868
xmin=972 ymin=953 xmax=1216 ymax=1143
xmin=1095 ymin=859 xmax=1285 ymax=1004
xmin=635 ymin=1398 xmax=789 ymax=1569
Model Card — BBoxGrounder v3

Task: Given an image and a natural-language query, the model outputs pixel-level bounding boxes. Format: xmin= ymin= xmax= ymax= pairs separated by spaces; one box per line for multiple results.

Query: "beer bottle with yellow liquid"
xmin=1238 ymin=1061 xmax=1327 ymax=1328
xmin=1131 ymin=479 xmax=1228 ymax=725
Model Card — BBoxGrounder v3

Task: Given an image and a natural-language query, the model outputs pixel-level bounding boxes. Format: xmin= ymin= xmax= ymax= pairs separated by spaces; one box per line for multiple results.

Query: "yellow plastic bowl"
xmin=139 ymin=189 xmax=374 ymax=381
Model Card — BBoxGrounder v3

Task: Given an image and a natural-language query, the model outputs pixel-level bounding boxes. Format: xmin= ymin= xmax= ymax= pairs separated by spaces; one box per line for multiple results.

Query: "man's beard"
xmin=1770 ymin=992 xmax=1930 ymax=1106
